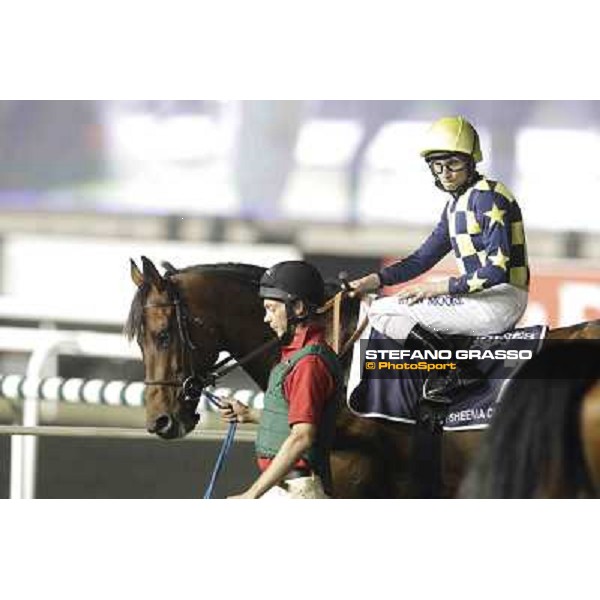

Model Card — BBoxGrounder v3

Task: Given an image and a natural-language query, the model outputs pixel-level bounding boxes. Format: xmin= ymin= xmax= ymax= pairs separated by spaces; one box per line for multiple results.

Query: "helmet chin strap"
xmin=280 ymin=300 xmax=311 ymax=344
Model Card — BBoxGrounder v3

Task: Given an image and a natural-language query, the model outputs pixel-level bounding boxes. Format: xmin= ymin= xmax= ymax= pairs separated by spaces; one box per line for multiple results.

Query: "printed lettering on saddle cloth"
xmin=347 ymin=325 xmax=546 ymax=430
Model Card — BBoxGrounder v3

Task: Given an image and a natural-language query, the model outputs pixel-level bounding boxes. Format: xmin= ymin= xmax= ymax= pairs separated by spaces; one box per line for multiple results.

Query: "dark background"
xmin=0 ymin=436 xmax=258 ymax=499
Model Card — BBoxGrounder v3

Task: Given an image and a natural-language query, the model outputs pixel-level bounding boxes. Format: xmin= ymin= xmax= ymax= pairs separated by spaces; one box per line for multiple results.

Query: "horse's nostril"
xmin=153 ymin=414 xmax=172 ymax=435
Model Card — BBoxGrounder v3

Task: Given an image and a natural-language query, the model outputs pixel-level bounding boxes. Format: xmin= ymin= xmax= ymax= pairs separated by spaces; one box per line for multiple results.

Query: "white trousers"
xmin=368 ymin=284 xmax=528 ymax=339
xmin=261 ymin=475 xmax=330 ymax=499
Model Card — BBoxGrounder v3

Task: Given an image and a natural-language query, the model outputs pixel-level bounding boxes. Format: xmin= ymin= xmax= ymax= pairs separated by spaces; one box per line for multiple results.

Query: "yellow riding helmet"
xmin=420 ymin=116 xmax=483 ymax=163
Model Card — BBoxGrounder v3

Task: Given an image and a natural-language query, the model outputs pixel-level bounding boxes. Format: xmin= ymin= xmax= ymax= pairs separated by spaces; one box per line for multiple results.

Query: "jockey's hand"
xmin=218 ymin=399 xmax=251 ymax=424
xmin=348 ymin=273 xmax=381 ymax=298
xmin=395 ymin=280 xmax=450 ymax=305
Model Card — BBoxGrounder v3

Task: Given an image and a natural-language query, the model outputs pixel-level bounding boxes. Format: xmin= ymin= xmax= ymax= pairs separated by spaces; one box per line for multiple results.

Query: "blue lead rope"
xmin=202 ymin=389 xmax=238 ymax=499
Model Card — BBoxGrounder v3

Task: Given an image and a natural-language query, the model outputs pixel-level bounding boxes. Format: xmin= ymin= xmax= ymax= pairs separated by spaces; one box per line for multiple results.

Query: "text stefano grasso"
xmin=364 ymin=349 xmax=533 ymax=361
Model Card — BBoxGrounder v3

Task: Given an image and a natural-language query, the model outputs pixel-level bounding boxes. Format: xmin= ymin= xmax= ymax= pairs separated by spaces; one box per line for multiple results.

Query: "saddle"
xmin=347 ymin=324 xmax=547 ymax=431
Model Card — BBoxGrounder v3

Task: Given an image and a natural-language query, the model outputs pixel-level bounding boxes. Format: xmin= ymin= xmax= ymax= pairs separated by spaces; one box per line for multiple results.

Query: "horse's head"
xmin=126 ymin=256 xmax=223 ymax=439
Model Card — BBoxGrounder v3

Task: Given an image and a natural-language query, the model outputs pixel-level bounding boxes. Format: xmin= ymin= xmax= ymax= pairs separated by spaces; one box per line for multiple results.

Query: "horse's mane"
xmin=172 ymin=262 xmax=265 ymax=283
xmin=124 ymin=262 xmax=266 ymax=342
xmin=460 ymin=341 xmax=600 ymax=498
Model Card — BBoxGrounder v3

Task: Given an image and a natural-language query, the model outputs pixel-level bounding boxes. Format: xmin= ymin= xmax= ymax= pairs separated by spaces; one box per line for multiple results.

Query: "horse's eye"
xmin=156 ymin=330 xmax=170 ymax=349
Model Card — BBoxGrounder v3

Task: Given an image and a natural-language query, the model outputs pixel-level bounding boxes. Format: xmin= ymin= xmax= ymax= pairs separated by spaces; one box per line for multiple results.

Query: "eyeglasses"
xmin=429 ymin=158 xmax=467 ymax=175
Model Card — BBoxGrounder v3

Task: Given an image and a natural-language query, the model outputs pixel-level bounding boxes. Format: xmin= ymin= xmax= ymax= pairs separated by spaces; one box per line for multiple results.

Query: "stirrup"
xmin=422 ymin=383 xmax=454 ymax=404
xmin=423 ymin=369 xmax=483 ymax=402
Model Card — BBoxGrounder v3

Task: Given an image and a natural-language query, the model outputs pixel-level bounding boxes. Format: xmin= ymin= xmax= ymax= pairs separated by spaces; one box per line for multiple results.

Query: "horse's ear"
xmin=161 ymin=261 xmax=177 ymax=276
xmin=141 ymin=256 xmax=165 ymax=291
xmin=130 ymin=259 xmax=144 ymax=288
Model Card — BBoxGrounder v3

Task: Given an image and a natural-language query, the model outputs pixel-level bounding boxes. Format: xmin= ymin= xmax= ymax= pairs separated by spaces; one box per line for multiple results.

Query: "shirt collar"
xmin=282 ymin=321 xmax=325 ymax=353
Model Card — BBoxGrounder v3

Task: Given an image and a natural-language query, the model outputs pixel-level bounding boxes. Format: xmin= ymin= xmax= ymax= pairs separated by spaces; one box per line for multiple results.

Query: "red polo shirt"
xmin=257 ymin=322 xmax=336 ymax=472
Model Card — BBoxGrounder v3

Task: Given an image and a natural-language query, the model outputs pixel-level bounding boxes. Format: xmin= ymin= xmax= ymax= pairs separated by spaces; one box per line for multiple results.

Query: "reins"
xmin=198 ymin=336 xmax=282 ymax=499
xmin=317 ymin=285 xmax=369 ymax=358
xmin=204 ymin=335 xmax=282 ymax=387
xmin=201 ymin=388 xmax=237 ymax=499
xmin=318 ymin=291 xmax=344 ymax=353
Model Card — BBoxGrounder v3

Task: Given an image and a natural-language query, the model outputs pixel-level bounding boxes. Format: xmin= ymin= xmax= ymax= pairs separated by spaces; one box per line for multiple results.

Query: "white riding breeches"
xmin=260 ymin=475 xmax=329 ymax=500
xmin=367 ymin=283 xmax=528 ymax=340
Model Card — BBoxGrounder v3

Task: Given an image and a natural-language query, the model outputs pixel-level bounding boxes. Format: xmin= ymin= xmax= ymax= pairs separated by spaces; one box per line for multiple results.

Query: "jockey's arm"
xmin=243 ymin=423 xmax=316 ymax=499
xmin=350 ymin=208 xmax=451 ymax=297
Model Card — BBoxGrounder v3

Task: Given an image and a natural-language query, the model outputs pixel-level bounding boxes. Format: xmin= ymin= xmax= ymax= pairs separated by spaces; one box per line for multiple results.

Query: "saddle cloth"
xmin=347 ymin=325 xmax=547 ymax=431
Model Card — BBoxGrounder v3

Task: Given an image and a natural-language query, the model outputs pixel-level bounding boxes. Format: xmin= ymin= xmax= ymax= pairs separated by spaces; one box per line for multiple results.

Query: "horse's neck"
xmin=547 ymin=319 xmax=600 ymax=340
xmin=211 ymin=286 xmax=277 ymax=392
xmin=181 ymin=271 xmax=276 ymax=391
xmin=225 ymin=329 xmax=278 ymax=391
xmin=219 ymin=297 xmax=360 ymax=391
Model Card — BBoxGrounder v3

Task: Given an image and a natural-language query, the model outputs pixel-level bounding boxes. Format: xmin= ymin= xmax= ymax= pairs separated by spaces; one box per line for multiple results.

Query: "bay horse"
xmin=126 ymin=256 xmax=600 ymax=498
xmin=459 ymin=340 xmax=600 ymax=498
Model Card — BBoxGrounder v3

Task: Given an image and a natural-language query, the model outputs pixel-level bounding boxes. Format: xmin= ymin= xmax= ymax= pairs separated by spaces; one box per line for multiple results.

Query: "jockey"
xmin=349 ymin=116 xmax=530 ymax=400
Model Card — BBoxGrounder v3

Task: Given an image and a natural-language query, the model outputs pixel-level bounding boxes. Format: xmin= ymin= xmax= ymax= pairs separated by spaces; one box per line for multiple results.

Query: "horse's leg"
xmin=329 ymin=449 xmax=387 ymax=498
xmin=367 ymin=425 xmax=483 ymax=499
xmin=329 ymin=408 xmax=414 ymax=498
xmin=580 ymin=382 xmax=600 ymax=495
xmin=331 ymin=411 xmax=485 ymax=498
xmin=328 ymin=406 xmax=387 ymax=498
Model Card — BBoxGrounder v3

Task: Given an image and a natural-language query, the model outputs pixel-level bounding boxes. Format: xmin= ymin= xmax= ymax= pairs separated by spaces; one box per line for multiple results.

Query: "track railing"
xmin=0 ymin=326 xmax=262 ymax=499
xmin=0 ymin=374 xmax=262 ymax=500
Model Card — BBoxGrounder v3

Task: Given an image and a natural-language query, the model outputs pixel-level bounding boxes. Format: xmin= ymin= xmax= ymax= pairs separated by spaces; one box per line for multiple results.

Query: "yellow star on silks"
xmin=490 ymin=248 xmax=509 ymax=271
xmin=467 ymin=273 xmax=487 ymax=292
xmin=484 ymin=202 xmax=506 ymax=226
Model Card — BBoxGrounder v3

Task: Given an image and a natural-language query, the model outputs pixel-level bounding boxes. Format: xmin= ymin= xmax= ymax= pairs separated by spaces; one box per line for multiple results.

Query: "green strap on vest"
xmin=255 ymin=344 xmax=342 ymax=473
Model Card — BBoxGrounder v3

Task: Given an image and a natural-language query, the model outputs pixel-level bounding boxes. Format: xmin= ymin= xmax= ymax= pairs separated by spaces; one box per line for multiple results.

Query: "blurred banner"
xmin=1 ymin=100 xmax=600 ymax=232
xmin=0 ymin=101 xmax=104 ymax=191
xmin=526 ymin=263 xmax=600 ymax=327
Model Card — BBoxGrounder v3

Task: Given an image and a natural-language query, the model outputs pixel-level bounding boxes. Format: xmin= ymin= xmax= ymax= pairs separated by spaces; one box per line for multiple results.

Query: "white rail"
xmin=0 ymin=425 xmax=255 ymax=442
xmin=0 ymin=373 xmax=263 ymax=410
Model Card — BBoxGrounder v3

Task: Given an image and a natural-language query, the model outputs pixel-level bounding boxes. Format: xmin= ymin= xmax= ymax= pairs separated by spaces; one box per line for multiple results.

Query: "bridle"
xmin=142 ymin=278 xmax=220 ymax=402
xmin=142 ymin=275 xmax=282 ymax=404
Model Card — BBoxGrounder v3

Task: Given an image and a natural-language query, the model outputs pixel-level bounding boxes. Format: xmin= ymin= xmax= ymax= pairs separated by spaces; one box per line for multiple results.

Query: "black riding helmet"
xmin=259 ymin=260 xmax=325 ymax=312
